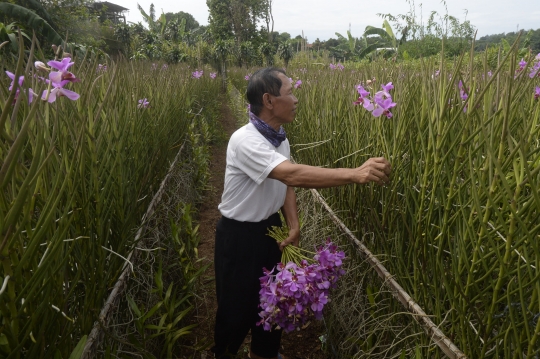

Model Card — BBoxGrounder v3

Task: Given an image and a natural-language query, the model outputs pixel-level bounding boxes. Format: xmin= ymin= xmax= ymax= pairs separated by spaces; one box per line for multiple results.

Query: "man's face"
xmin=271 ymin=73 xmax=298 ymax=125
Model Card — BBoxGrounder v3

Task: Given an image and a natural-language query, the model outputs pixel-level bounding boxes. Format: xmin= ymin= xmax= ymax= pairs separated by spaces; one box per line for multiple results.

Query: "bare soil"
xmin=183 ymin=97 xmax=331 ymax=359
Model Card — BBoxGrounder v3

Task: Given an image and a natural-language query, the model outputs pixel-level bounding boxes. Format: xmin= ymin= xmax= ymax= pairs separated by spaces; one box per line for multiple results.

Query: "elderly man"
xmin=212 ymin=67 xmax=391 ymax=359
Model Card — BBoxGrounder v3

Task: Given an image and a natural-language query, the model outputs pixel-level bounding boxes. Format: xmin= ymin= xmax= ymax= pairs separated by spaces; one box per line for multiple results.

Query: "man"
xmin=212 ymin=67 xmax=391 ymax=359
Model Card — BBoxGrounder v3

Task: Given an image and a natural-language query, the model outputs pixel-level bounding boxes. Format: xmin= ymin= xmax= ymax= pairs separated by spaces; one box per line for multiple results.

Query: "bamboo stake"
xmin=309 ymin=188 xmax=468 ymax=359
xmin=81 ymin=141 xmax=186 ymax=359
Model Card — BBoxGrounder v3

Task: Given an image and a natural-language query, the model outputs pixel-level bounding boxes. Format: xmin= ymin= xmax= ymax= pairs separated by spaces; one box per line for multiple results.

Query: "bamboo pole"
xmin=309 ymin=188 xmax=468 ymax=359
xmin=81 ymin=141 xmax=187 ymax=358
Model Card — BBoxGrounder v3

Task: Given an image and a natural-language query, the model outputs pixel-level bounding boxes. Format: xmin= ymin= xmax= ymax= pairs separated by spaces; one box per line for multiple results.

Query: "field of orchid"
xmin=0 ymin=39 xmax=222 ymax=358
xmin=3 ymin=31 xmax=540 ymax=358
xmin=282 ymin=51 xmax=540 ymax=357
xmin=226 ymin=45 xmax=540 ymax=357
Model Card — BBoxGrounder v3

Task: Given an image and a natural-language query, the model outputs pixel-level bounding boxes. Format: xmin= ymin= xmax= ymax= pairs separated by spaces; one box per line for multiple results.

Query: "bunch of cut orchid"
xmin=353 ymin=82 xmax=396 ymax=118
xmin=259 ymin=223 xmax=346 ymax=332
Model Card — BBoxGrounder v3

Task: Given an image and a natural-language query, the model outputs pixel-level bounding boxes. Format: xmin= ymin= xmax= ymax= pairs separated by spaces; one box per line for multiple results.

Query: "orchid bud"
xmin=52 ymin=44 xmax=58 ymax=52
xmin=34 ymin=61 xmax=49 ymax=72
xmin=62 ymin=52 xmax=72 ymax=58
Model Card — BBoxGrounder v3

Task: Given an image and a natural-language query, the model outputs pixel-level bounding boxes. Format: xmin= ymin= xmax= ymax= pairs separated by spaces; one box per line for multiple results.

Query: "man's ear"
xmin=262 ymin=93 xmax=273 ymax=109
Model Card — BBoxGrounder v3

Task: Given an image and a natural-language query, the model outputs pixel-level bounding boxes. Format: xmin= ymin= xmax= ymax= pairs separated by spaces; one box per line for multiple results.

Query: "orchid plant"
xmin=353 ymin=81 xmax=396 ymax=118
xmin=192 ymin=70 xmax=203 ymax=79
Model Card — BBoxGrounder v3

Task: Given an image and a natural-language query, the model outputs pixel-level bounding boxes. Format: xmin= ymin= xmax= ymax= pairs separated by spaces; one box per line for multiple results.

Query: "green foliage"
xmin=284 ymin=39 xmax=540 ymax=358
xmin=0 ymin=22 xmax=30 ymax=53
xmin=164 ymin=11 xmax=199 ymax=32
xmin=0 ymin=38 xmax=221 ymax=358
xmin=278 ymin=40 xmax=294 ymax=68
xmin=0 ymin=3 xmax=62 ymax=45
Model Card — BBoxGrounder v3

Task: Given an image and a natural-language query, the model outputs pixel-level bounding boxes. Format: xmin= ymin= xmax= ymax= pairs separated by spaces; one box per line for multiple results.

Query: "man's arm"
xmin=279 ymin=186 xmax=300 ymax=251
xmin=269 ymin=157 xmax=391 ymax=188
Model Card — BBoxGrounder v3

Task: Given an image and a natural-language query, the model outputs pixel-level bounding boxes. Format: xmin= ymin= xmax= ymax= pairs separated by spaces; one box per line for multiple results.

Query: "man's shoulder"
xmin=230 ymin=123 xmax=264 ymax=144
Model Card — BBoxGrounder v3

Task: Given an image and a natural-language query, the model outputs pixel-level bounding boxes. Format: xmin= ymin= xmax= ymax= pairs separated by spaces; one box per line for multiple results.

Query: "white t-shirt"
xmin=218 ymin=123 xmax=290 ymax=222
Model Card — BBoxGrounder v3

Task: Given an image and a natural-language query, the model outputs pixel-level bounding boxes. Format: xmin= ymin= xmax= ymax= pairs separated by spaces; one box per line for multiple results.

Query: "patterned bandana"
xmin=249 ymin=111 xmax=287 ymax=147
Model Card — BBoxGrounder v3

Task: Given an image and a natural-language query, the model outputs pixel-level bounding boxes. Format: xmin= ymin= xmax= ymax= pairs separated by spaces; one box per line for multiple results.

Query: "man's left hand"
xmin=279 ymin=227 xmax=300 ymax=251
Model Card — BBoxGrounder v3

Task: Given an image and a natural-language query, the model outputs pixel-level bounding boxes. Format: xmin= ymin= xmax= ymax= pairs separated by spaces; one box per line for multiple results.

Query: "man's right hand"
xmin=352 ymin=157 xmax=392 ymax=185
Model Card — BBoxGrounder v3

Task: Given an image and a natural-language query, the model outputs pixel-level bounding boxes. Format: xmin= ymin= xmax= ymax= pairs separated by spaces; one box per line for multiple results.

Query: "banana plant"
xmin=0 ymin=3 xmax=63 ymax=46
xmin=335 ymin=30 xmax=358 ymax=59
xmin=0 ymin=22 xmax=30 ymax=52
xmin=359 ymin=19 xmax=400 ymax=59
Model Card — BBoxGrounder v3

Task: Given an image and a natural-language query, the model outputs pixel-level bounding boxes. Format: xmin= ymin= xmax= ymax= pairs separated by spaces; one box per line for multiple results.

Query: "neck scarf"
xmin=249 ymin=111 xmax=287 ymax=147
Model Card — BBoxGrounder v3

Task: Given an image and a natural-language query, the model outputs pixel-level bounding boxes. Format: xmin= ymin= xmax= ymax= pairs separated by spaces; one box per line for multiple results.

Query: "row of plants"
xmin=278 ymin=38 xmax=540 ymax=357
xmin=0 ymin=35 xmax=221 ymax=358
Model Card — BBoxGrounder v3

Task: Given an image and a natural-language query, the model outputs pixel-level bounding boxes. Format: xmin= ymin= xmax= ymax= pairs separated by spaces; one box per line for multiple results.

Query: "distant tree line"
xmin=1 ymin=0 xmax=539 ymax=67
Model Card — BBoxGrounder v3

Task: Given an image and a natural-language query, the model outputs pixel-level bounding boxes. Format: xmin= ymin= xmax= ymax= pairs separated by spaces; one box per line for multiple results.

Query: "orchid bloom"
xmin=336 ymin=63 xmax=344 ymax=70
xmin=380 ymin=82 xmax=394 ymax=97
xmin=372 ymin=96 xmax=396 ymax=118
xmin=245 ymin=73 xmax=252 ymax=80
xmin=210 ymin=72 xmax=217 ymax=79
xmin=138 ymin=98 xmax=150 ymax=108
xmin=6 ymin=71 xmax=36 ymax=103
xmin=329 ymin=63 xmax=336 ymax=70
xmin=488 ymin=71 xmax=493 ymax=77
xmin=97 ymin=64 xmax=107 ymax=72
xmin=41 ymin=78 xmax=80 ymax=103
xmin=192 ymin=70 xmax=203 ymax=79
xmin=458 ymin=81 xmax=468 ymax=101
xmin=530 ymin=62 xmax=540 ymax=78
xmin=294 ymin=80 xmax=302 ymax=89
xmin=519 ymin=58 xmax=527 ymax=70
xmin=47 ymin=58 xmax=79 ymax=84
xmin=535 ymin=87 xmax=540 ymax=100
xmin=353 ymin=85 xmax=374 ymax=111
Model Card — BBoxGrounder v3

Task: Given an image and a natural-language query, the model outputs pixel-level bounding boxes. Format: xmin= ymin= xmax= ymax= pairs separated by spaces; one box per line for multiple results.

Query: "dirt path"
xmin=186 ymin=98 xmax=330 ymax=359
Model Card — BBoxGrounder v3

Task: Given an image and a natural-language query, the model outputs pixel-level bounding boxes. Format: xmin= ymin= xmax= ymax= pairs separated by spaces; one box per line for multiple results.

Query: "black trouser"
xmin=212 ymin=212 xmax=283 ymax=358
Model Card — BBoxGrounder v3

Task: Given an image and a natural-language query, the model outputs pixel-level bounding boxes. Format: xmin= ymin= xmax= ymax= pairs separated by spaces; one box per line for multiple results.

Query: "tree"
xmin=206 ymin=0 xmax=233 ymax=41
xmin=278 ymin=40 xmax=293 ymax=68
xmin=207 ymin=0 xmax=267 ymax=43
xmin=164 ymin=11 xmax=199 ymax=32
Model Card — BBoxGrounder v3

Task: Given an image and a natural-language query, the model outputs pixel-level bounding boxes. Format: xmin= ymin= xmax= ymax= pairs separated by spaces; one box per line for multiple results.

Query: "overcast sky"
xmin=110 ymin=0 xmax=540 ymax=41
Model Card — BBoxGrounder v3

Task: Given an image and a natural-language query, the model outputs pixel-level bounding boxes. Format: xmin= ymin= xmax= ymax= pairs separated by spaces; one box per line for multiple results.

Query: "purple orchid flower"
xmin=137 ymin=98 xmax=150 ymax=108
xmin=97 ymin=64 xmax=107 ymax=72
xmin=210 ymin=72 xmax=217 ymax=79
xmin=519 ymin=58 xmax=527 ymax=69
xmin=535 ymin=86 xmax=540 ymax=100
xmin=329 ymin=63 xmax=336 ymax=70
xmin=245 ymin=73 xmax=252 ymax=80
xmin=372 ymin=96 xmax=397 ymax=118
xmin=192 ymin=70 xmax=203 ymax=79
xmin=381 ymin=82 xmax=394 ymax=97
xmin=353 ymin=85 xmax=374 ymax=111
xmin=294 ymin=79 xmax=302 ymax=89
xmin=336 ymin=63 xmax=344 ymax=70
xmin=41 ymin=79 xmax=80 ymax=103
xmin=488 ymin=71 xmax=493 ymax=77
xmin=458 ymin=80 xmax=468 ymax=101
xmin=529 ymin=62 xmax=540 ymax=78
xmin=47 ymin=57 xmax=79 ymax=84
xmin=6 ymin=71 xmax=36 ymax=103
